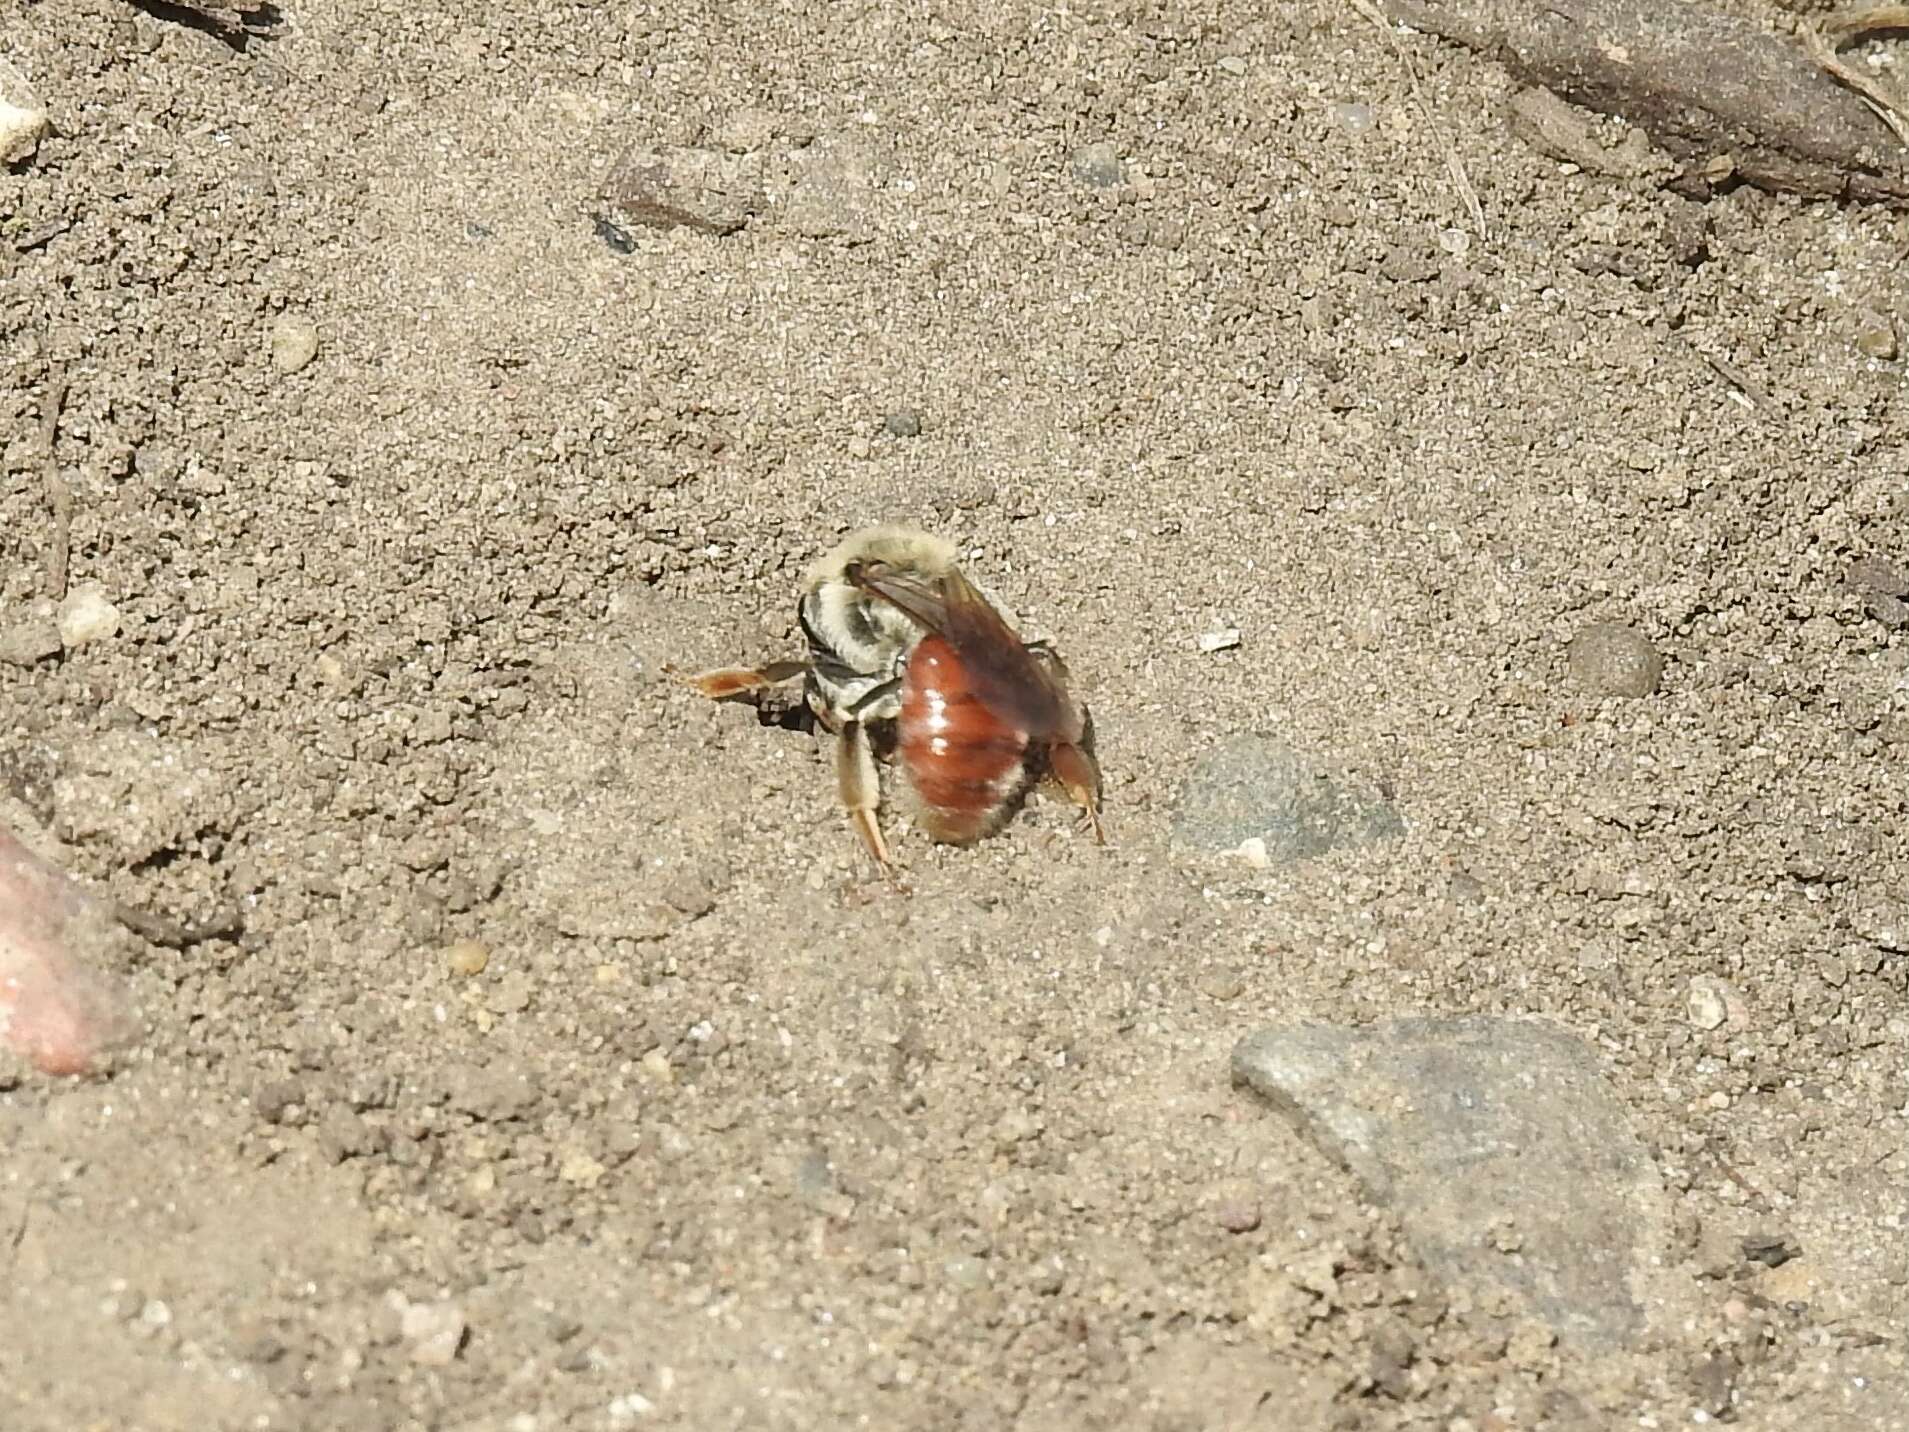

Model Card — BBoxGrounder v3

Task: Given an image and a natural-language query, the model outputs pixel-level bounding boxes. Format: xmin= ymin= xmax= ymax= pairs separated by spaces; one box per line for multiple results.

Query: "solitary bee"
xmin=685 ymin=526 xmax=1102 ymax=875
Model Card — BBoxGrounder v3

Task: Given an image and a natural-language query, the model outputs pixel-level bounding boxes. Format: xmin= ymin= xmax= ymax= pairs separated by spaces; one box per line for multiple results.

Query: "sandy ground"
xmin=3 ymin=1 xmax=1909 ymax=1428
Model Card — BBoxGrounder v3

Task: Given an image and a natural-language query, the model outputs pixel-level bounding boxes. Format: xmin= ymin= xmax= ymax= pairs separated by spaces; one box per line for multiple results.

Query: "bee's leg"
xmin=678 ymin=660 xmax=809 ymax=700
xmin=1047 ymin=740 xmax=1104 ymax=843
xmin=837 ymin=720 xmax=896 ymax=878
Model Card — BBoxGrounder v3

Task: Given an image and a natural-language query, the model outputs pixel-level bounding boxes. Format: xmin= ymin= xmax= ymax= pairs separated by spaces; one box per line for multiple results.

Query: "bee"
xmin=684 ymin=526 xmax=1102 ymax=876
xmin=848 ymin=552 xmax=1103 ymax=849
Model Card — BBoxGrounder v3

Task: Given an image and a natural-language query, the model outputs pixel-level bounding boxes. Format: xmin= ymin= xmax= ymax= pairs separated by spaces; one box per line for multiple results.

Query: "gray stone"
xmin=1232 ymin=1016 xmax=1668 ymax=1350
xmin=1171 ymin=735 xmax=1403 ymax=862
xmin=269 ymin=316 xmax=319 ymax=374
xmin=1847 ymin=554 xmax=1909 ymax=598
xmin=882 ymin=409 xmax=922 ymax=438
xmin=602 ymin=145 xmax=763 ymax=236
xmin=1866 ymin=593 xmax=1909 ymax=629
xmin=0 ymin=613 xmax=62 ymax=666
xmin=1566 ymin=622 xmax=1663 ymax=698
xmin=1853 ymin=309 xmax=1899 ymax=361
xmin=782 ymin=131 xmax=883 ymax=241
xmin=1069 ymin=142 xmax=1126 ymax=188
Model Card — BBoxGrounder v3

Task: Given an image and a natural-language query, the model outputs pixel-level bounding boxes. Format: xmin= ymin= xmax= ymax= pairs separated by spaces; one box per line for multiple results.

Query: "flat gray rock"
xmin=1172 ymin=735 xmax=1404 ymax=862
xmin=1232 ymin=1017 xmax=1667 ymax=1350
xmin=1566 ymin=622 xmax=1663 ymax=698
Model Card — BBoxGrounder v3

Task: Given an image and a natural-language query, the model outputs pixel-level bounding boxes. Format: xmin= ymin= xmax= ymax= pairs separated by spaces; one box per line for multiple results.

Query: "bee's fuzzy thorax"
xmin=803 ymin=526 xmax=959 ymax=593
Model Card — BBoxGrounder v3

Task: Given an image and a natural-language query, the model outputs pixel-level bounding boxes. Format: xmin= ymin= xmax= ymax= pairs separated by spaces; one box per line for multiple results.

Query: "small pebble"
xmin=270 ymin=315 xmax=320 ymax=374
xmin=445 ymin=939 xmax=491 ymax=977
xmin=882 ymin=409 xmax=923 ymax=438
xmin=1068 ymin=141 xmax=1126 ymax=188
xmin=593 ymin=216 xmax=635 ymax=254
xmin=57 ymin=586 xmax=120 ymax=649
xmin=1853 ymin=309 xmax=1899 ymax=361
xmin=1866 ymin=593 xmax=1909 ymax=629
xmin=608 ymin=1393 xmax=657 ymax=1424
xmin=254 ymin=1079 xmax=306 ymax=1125
xmin=1196 ymin=967 xmax=1245 ymax=1002
xmin=487 ymin=972 xmax=533 ymax=1014
xmin=1332 ymin=101 xmax=1376 ymax=135
xmin=943 ymin=1256 xmax=990 ymax=1290
xmin=1740 ymin=1233 xmax=1800 ymax=1269
xmin=400 ymin=1299 xmax=468 ymax=1366
xmin=1233 ymin=836 xmax=1270 ymax=869
xmin=1566 ymin=621 xmax=1663 ymax=698
xmin=559 ymin=1149 xmax=608 ymax=1188
xmin=1197 ymin=628 xmax=1241 ymax=653
xmin=0 ymin=59 xmax=50 ymax=164
xmin=1685 ymin=979 xmax=1728 ymax=1031
xmin=640 ymin=1048 xmax=674 ymax=1084
xmin=1215 ymin=1199 xmax=1262 ymax=1234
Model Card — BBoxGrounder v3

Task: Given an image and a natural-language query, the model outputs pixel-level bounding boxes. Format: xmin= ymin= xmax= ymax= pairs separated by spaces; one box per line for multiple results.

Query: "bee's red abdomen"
xmin=899 ymin=636 xmax=1028 ymax=842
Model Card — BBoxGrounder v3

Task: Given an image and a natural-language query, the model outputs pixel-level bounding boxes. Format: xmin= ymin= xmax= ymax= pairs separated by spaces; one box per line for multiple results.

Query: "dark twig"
xmin=112 ymin=899 xmax=246 ymax=950
xmin=4 ymin=1202 xmax=27 ymax=1278
xmin=1695 ymin=349 xmax=1771 ymax=411
xmin=39 ymin=365 xmax=71 ymax=601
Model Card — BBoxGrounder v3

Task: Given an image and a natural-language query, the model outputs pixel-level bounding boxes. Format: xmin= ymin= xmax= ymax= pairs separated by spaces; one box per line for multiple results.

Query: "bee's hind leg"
xmin=678 ymin=659 xmax=810 ymax=700
xmin=1046 ymin=739 xmax=1104 ymax=843
xmin=837 ymin=720 xmax=899 ymax=881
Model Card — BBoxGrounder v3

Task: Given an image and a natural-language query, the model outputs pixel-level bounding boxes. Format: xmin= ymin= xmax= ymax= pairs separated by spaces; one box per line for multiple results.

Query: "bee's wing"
xmin=855 ymin=565 xmax=1078 ymax=739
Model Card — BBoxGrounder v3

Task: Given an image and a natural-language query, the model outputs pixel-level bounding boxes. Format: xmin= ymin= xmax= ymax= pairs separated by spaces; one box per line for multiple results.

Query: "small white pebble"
xmin=1233 ymin=837 xmax=1270 ymax=869
xmin=640 ymin=1048 xmax=674 ymax=1084
xmin=559 ymin=1150 xmax=607 ymax=1188
xmin=57 ymin=585 xmax=120 ymax=649
xmin=269 ymin=315 xmax=320 ymax=374
xmin=609 ymin=1392 xmax=656 ymax=1423
xmin=400 ymin=1299 xmax=467 ymax=1366
xmin=1197 ymin=628 xmax=1241 ymax=653
xmin=0 ymin=59 xmax=50 ymax=164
